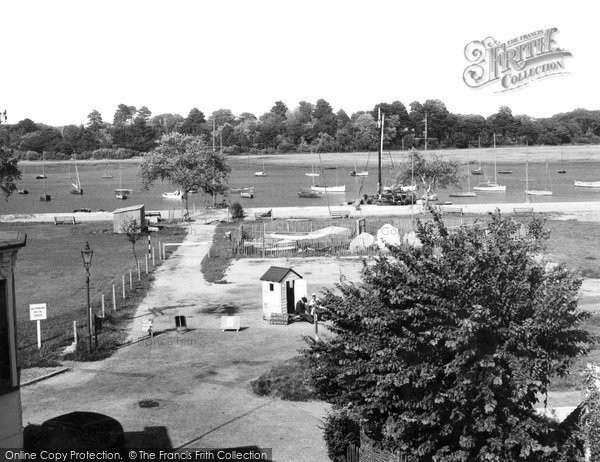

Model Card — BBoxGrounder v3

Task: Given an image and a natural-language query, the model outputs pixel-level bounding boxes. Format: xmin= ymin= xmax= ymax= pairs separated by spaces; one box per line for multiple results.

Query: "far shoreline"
xmin=16 ymin=144 xmax=600 ymax=168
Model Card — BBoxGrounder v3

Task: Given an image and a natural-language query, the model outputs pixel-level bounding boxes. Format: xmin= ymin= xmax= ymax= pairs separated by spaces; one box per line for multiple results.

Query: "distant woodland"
xmin=2 ymin=100 xmax=600 ymax=159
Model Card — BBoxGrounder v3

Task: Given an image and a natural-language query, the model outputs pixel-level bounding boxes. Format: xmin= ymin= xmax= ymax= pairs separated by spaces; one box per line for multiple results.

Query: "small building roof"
xmin=113 ymin=204 xmax=145 ymax=214
xmin=0 ymin=232 xmax=26 ymax=250
xmin=260 ymin=266 xmax=302 ymax=283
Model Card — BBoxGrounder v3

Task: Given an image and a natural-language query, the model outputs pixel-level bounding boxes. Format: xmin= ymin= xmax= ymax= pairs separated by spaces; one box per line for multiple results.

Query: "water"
xmin=2 ymin=159 xmax=600 ymax=214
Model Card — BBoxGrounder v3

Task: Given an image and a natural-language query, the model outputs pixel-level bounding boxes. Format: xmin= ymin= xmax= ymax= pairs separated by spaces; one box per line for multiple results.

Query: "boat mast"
xmin=493 ymin=133 xmax=497 ymax=184
xmin=377 ymin=108 xmax=384 ymax=196
xmin=525 ymin=142 xmax=529 ymax=202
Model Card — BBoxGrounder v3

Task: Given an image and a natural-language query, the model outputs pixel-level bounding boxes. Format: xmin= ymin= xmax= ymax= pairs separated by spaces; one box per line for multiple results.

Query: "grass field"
xmin=0 ymin=221 xmax=186 ymax=366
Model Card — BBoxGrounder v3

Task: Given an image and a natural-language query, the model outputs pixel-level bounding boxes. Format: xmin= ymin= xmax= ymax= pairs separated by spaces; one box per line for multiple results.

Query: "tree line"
xmin=3 ymin=100 xmax=600 ymax=159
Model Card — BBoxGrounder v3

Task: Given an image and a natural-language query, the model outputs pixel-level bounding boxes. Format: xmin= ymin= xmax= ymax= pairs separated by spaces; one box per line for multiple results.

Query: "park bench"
xmin=330 ymin=210 xmax=350 ymax=219
xmin=54 ymin=216 xmax=76 ymax=225
xmin=439 ymin=206 xmax=463 ymax=215
xmin=255 ymin=209 xmax=273 ymax=221
xmin=513 ymin=207 xmax=534 ymax=216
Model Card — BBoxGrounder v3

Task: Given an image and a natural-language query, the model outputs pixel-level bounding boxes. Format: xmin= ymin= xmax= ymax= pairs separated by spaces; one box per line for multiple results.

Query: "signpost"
xmin=29 ymin=303 xmax=47 ymax=349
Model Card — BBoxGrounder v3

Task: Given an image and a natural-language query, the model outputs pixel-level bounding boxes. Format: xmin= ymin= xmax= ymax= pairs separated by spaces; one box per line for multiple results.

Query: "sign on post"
xmin=29 ymin=303 xmax=47 ymax=349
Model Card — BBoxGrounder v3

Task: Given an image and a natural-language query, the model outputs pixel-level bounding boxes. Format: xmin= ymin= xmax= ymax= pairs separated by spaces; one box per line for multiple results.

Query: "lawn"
xmin=0 ymin=221 xmax=186 ymax=366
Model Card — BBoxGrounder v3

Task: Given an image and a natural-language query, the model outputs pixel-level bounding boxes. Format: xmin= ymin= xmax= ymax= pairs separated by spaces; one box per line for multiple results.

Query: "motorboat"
xmin=349 ymin=170 xmax=368 ymax=177
xmin=17 ymin=189 xmax=29 ymax=195
xmin=115 ymin=189 xmax=129 ymax=200
xmin=240 ymin=191 xmax=254 ymax=198
xmin=298 ymin=189 xmax=323 ymax=198
xmin=162 ymin=190 xmax=183 ymax=199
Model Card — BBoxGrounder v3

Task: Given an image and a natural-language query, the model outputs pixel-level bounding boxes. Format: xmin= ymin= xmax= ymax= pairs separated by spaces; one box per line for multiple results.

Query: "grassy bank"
xmin=0 ymin=221 xmax=186 ymax=366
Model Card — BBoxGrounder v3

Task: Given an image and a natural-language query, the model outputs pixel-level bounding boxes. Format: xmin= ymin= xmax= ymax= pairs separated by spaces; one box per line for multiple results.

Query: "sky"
xmin=2 ymin=0 xmax=598 ymax=126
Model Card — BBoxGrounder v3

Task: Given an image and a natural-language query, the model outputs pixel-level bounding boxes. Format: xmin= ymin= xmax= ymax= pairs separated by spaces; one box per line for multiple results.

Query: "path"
xmin=21 ymin=216 xmax=330 ymax=461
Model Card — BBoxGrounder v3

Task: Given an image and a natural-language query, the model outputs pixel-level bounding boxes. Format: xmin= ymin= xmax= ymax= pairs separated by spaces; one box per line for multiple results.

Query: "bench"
xmin=331 ymin=210 xmax=350 ymax=219
xmin=255 ymin=210 xmax=273 ymax=221
xmin=513 ymin=207 xmax=534 ymax=216
xmin=54 ymin=216 xmax=76 ymax=225
xmin=439 ymin=206 xmax=463 ymax=215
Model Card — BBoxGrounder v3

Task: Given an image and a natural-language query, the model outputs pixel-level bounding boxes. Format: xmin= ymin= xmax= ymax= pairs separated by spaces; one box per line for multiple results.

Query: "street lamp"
xmin=81 ymin=242 xmax=94 ymax=352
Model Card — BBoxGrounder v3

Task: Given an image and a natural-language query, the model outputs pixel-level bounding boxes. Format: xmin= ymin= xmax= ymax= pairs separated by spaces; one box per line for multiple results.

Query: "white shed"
xmin=260 ymin=266 xmax=307 ymax=321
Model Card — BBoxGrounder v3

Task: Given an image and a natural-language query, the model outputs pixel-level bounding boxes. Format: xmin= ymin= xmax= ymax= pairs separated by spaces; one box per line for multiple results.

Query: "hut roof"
xmin=260 ymin=266 xmax=302 ymax=283
xmin=113 ymin=204 xmax=144 ymax=214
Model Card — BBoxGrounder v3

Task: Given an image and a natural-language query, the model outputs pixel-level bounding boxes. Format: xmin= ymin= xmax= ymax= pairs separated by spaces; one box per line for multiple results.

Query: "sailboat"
xmin=557 ymin=148 xmax=566 ymax=174
xmin=70 ymin=162 xmax=83 ymax=194
xmin=349 ymin=161 xmax=368 ymax=176
xmin=526 ymin=154 xmax=553 ymax=196
xmin=450 ymin=163 xmax=477 ymax=197
xmin=471 ymin=153 xmax=484 ymax=175
xmin=36 ymin=153 xmax=47 ymax=179
xmin=102 ymin=165 xmax=113 ymax=179
xmin=254 ymin=158 xmax=267 ymax=177
xmin=299 ymin=172 xmax=325 ymax=198
xmin=305 ymin=163 xmax=320 ymax=177
xmin=311 ymin=170 xmax=346 ymax=192
xmin=473 ymin=134 xmax=506 ymax=192
xmin=115 ymin=165 xmax=129 ymax=199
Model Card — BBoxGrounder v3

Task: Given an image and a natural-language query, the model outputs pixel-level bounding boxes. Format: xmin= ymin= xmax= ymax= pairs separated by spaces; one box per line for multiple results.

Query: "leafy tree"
xmin=150 ymin=113 xmax=184 ymax=136
xmin=87 ymin=110 xmax=105 ymax=130
xmin=0 ymin=113 xmax=22 ymax=199
xmin=304 ymin=211 xmax=593 ymax=460
xmin=394 ymin=149 xmax=460 ymax=207
xmin=312 ymin=98 xmax=337 ymax=137
xmin=113 ymin=104 xmax=137 ymax=126
xmin=16 ymin=118 xmax=37 ymax=134
xmin=487 ymin=106 xmax=518 ymax=141
xmin=140 ymin=133 xmax=231 ymax=216
xmin=180 ymin=108 xmax=206 ymax=136
xmin=270 ymin=101 xmax=288 ymax=119
xmin=121 ymin=217 xmax=143 ymax=266
xmin=136 ymin=106 xmax=152 ymax=122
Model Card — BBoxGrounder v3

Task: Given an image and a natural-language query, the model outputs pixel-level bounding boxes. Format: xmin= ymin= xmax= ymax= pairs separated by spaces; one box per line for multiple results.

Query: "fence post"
xmin=152 ymin=247 xmax=155 ymax=266
xmin=101 ymin=294 xmax=105 ymax=318
xmin=112 ymin=284 xmax=117 ymax=311
xmin=129 ymin=269 xmax=133 ymax=289
xmin=122 ymin=275 xmax=126 ymax=299
xmin=73 ymin=320 xmax=77 ymax=344
xmin=158 ymin=241 xmax=162 ymax=260
xmin=137 ymin=261 xmax=141 ymax=281
xmin=145 ymin=254 xmax=148 ymax=274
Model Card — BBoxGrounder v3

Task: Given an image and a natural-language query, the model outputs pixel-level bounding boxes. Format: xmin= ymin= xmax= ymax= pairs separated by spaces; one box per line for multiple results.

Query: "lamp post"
xmin=81 ymin=241 xmax=94 ymax=352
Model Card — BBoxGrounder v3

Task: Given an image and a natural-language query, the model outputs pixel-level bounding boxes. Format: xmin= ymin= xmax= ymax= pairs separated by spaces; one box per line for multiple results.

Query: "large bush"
xmin=304 ymin=211 xmax=594 ymax=461
xmin=229 ymin=202 xmax=244 ymax=220
xmin=321 ymin=408 xmax=360 ymax=462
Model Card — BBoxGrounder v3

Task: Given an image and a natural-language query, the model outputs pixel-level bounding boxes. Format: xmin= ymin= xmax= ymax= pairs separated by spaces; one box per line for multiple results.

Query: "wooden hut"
xmin=113 ymin=204 xmax=145 ymax=234
xmin=260 ymin=266 xmax=306 ymax=322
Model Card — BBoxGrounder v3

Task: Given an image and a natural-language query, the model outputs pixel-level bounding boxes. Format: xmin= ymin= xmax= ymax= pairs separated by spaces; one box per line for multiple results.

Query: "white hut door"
xmin=294 ymin=279 xmax=307 ymax=304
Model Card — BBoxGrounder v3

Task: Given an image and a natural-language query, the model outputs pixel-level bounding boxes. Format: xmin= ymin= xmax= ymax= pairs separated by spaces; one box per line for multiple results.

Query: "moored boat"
xmin=574 ymin=180 xmax=600 ymax=188
xmin=298 ymin=189 xmax=323 ymax=198
xmin=497 ymin=170 xmax=513 ymax=174
xmin=17 ymin=189 xmax=29 ymax=195
xmin=240 ymin=191 xmax=254 ymax=198
xmin=349 ymin=170 xmax=368 ymax=177
xmin=471 ymin=168 xmax=484 ymax=175
xmin=115 ymin=189 xmax=129 ymax=200
xmin=473 ymin=181 xmax=506 ymax=192
xmin=311 ymin=184 xmax=346 ymax=193
xmin=162 ymin=190 xmax=183 ymax=199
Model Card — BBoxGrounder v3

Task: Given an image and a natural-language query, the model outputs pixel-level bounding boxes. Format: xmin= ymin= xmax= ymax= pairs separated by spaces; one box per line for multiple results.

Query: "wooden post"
xmin=137 ymin=261 xmax=141 ymax=280
xmin=145 ymin=254 xmax=148 ymax=274
xmin=129 ymin=269 xmax=133 ymax=289
xmin=101 ymin=294 xmax=105 ymax=318
xmin=158 ymin=241 xmax=162 ymax=260
xmin=112 ymin=284 xmax=117 ymax=311
xmin=152 ymin=247 xmax=155 ymax=266
xmin=314 ymin=312 xmax=319 ymax=340
xmin=122 ymin=275 xmax=126 ymax=299
xmin=73 ymin=320 xmax=77 ymax=344
xmin=37 ymin=320 xmax=41 ymax=349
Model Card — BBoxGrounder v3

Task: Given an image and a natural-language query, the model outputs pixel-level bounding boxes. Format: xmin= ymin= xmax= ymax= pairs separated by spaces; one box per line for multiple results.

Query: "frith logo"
xmin=463 ymin=28 xmax=572 ymax=92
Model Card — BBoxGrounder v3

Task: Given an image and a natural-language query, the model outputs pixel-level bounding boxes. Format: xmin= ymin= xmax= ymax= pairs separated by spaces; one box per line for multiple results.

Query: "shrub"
xmin=320 ymin=408 xmax=360 ymax=462
xmin=229 ymin=202 xmax=244 ymax=220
